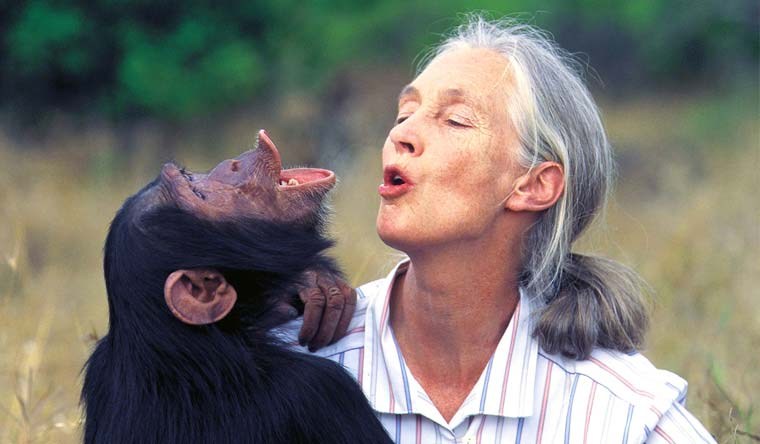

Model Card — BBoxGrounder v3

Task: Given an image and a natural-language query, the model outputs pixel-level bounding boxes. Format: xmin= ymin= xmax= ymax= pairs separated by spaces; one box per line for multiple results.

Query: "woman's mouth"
xmin=379 ymin=167 xmax=413 ymax=199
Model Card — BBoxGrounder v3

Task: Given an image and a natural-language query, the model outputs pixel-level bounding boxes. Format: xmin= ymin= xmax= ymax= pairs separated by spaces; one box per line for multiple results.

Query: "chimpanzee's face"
xmin=159 ymin=130 xmax=335 ymax=222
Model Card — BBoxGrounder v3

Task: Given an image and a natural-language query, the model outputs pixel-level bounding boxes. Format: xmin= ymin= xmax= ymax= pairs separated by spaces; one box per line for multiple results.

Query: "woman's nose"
xmin=388 ymin=116 xmax=423 ymax=156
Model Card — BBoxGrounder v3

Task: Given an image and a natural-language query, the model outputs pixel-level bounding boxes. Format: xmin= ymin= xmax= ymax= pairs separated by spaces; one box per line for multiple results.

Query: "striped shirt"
xmin=279 ymin=260 xmax=716 ymax=443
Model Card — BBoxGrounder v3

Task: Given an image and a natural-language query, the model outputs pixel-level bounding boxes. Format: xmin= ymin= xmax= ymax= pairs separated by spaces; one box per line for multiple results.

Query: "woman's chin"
xmin=376 ymin=220 xmax=414 ymax=252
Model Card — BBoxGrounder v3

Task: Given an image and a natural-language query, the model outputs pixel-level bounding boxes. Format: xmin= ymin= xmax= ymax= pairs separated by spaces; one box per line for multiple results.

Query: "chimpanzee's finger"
xmin=331 ymin=280 xmax=357 ymax=343
xmin=307 ymin=274 xmax=345 ymax=351
xmin=298 ymin=272 xmax=324 ymax=346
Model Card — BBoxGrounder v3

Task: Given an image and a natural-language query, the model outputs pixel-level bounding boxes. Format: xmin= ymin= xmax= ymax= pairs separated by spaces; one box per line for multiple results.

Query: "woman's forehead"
xmin=401 ymin=48 xmax=513 ymax=106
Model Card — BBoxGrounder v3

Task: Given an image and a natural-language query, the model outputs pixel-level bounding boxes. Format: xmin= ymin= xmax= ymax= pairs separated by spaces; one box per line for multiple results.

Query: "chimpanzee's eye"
xmin=179 ymin=168 xmax=194 ymax=181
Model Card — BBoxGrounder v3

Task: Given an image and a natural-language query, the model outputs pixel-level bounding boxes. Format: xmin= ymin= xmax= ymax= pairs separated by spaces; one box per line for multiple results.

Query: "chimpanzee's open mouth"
xmin=257 ymin=130 xmax=336 ymax=191
xmin=278 ymin=168 xmax=334 ymax=188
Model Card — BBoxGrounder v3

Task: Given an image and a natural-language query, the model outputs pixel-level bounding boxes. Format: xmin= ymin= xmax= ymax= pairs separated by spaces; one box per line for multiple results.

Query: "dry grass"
xmin=0 ymin=88 xmax=757 ymax=443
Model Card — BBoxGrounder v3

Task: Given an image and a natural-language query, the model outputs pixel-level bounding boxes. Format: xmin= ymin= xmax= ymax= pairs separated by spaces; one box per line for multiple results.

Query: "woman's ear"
xmin=505 ymin=161 xmax=565 ymax=212
xmin=164 ymin=268 xmax=237 ymax=325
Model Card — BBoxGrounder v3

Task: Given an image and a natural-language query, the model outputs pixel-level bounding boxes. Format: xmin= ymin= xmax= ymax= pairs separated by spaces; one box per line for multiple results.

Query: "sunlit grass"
xmin=0 ymin=89 xmax=757 ymax=443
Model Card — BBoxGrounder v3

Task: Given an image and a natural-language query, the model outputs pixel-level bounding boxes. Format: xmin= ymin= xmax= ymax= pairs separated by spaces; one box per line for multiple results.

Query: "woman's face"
xmin=376 ymin=47 xmax=524 ymax=252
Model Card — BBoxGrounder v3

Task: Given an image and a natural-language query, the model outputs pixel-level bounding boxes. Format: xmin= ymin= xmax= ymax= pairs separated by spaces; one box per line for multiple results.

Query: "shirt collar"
xmin=362 ymin=259 xmax=539 ymax=428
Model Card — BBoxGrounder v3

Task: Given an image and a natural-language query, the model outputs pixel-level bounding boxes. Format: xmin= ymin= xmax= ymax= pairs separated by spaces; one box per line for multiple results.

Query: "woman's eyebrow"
xmin=399 ymin=85 xmax=468 ymax=102
xmin=398 ymin=85 xmax=420 ymax=103
xmin=439 ymin=88 xmax=465 ymax=100
xmin=398 ymin=86 xmax=476 ymax=112
xmin=437 ymin=88 xmax=481 ymax=113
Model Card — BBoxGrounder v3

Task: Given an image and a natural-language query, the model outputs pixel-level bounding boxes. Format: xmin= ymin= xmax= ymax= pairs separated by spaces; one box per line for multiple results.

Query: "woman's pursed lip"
xmin=378 ymin=182 xmax=413 ymax=199
xmin=380 ymin=165 xmax=414 ymax=199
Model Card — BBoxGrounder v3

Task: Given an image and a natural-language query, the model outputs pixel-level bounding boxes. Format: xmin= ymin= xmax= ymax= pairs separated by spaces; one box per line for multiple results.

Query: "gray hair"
xmin=424 ymin=16 xmax=648 ymax=360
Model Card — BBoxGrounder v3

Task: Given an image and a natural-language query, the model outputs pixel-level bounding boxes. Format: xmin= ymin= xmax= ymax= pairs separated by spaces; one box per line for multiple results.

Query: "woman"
xmin=296 ymin=16 xmax=715 ymax=443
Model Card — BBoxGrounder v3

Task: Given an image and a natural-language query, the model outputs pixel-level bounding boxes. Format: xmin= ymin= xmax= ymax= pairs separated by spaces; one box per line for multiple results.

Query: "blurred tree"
xmin=0 ymin=0 xmax=756 ymax=122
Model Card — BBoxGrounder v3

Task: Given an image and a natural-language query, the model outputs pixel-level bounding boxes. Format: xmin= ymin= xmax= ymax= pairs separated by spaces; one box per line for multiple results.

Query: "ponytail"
xmin=532 ymin=253 xmax=649 ymax=360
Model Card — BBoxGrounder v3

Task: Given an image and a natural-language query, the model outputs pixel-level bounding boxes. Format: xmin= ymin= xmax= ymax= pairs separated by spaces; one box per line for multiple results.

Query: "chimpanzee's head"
xmin=159 ymin=130 xmax=335 ymax=224
xmin=103 ymin=130 xmax=336 ymax=333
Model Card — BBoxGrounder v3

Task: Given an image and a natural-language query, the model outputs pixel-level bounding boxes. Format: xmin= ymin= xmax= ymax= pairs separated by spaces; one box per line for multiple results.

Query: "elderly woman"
xmin=293 ymin=17 xmax=715 ymax=443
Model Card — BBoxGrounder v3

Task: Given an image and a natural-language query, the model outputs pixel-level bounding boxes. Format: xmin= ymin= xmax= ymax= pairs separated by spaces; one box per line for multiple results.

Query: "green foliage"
xmin=116 ymin=20 xmax=263 ymax=118
xmin=1 ymin=0 xmax=275 ymax=119
xmin=0 ymin=0 xmax=756 ymax=121
xmin=8 ymin=2 xmax=89 ymax=75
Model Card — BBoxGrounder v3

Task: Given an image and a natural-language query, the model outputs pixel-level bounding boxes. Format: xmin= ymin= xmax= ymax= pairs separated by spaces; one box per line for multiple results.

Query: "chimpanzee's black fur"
xmin=81 ymin=178 xmax=391 ymax=444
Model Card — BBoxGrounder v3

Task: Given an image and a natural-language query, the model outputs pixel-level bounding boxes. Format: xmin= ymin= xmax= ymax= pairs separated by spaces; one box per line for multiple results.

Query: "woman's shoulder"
xmin=535 ymin=348 xmax=715 ymax=442
xmin=540 ymin=347 xmax=688 ymax=416
xmin=355 ymin=277 xmax=387 ymax=302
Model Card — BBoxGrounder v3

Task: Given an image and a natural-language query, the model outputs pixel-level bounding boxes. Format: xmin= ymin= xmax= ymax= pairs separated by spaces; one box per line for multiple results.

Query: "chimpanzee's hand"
xmin=296 ymin=269 xmax=357 ymax=351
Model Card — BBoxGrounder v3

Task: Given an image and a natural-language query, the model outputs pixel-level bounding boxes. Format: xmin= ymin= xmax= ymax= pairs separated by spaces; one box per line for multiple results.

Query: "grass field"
xmin=0 ymin=86 xmax=757 ymax=443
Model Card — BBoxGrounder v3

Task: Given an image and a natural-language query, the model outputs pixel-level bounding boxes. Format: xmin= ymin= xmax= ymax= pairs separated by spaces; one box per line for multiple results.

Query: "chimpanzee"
xmin=81 ymin=130 xmax=392 ymax=444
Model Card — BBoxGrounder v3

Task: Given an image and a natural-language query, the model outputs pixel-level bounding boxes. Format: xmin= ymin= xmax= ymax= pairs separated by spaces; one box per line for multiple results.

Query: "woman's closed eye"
xmin=445 ymin=114 xmax=474 ymax=128
xmin=446 ymin=118 xmax=470 ymax=128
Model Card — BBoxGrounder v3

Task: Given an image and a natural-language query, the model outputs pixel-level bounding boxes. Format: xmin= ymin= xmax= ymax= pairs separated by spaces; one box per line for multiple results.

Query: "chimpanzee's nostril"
xmin=402 ymin=142 xmax=415 ymax=153
xmin=231 ymin=160 xmax=240 ymax=172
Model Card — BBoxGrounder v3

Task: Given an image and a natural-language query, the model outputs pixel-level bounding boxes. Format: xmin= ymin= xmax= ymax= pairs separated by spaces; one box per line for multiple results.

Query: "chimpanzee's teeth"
xmin=288 ymin=178 xmax=299 ymax=186
xmin=279 ymin=178 xmax=301 ymax=186
xmin=280 ymin=180 xmax=287 ymax=186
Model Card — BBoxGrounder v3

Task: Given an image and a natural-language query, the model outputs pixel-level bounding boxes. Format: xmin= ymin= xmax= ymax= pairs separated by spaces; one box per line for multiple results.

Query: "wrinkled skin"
xmin=162 ymin=130 xmax=334 ymax=223
xmin=295 ymin=269 xmax=357 ymax=350
xmin=162 ymin=130 xmax=356 ymax=349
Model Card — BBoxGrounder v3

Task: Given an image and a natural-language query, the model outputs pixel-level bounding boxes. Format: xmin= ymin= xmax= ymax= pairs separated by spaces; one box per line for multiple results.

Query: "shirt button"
xmin=465 ymin=437 xmax=476 ymax=444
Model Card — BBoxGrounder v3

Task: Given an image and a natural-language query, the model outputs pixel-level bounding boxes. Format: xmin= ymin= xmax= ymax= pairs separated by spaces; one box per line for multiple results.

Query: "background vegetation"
xmin=1 ymin=0 xmax=756 ymax=121
xmin=0 ymin=1 xmax=758 ymax=442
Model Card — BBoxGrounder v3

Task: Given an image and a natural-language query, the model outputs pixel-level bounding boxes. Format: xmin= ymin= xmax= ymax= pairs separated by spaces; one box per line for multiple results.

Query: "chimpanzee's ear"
xmin=164 ymin=269 xmax=237 ymax=325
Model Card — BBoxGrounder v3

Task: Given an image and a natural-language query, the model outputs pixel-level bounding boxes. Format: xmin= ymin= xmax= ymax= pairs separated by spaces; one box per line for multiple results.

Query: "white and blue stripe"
xmin=278 ymin=260 xmax=716 ymax=443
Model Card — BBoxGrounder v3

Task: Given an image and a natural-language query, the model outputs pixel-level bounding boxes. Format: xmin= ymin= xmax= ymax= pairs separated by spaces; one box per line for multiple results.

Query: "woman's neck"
xmin=388 ymin=237 xmax=522 ymax=421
